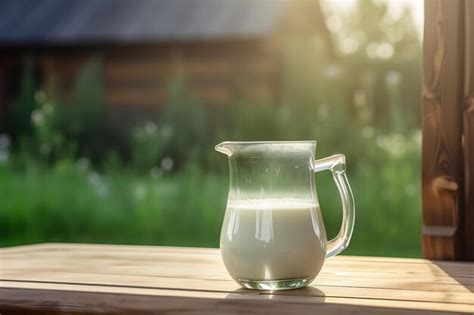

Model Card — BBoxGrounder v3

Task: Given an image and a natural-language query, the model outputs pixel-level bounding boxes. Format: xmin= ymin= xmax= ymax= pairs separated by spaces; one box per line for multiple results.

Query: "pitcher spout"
xmin=215 ymin=141 xmax=234 ymax=156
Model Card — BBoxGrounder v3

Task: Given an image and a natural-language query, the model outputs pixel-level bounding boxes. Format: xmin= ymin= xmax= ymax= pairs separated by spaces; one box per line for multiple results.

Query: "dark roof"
xmin=0 ymin=0 xmax=292 ymax=46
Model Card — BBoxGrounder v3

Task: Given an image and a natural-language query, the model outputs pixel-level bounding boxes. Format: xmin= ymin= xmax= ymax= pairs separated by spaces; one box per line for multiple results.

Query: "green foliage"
xmin=0 ymin=160 xmax=226 ymax=248
xmin=129 ymin=74 xmax=210 ymax=172
xmin=0 ymin=137 xmax=420 ymax=257
xmin=324 ymin=0 xmax=421 ymax=132
xmin=9 ymin=57 xmax=106 ymax=166
xmin=30 ymin=92 xmax=75 ymax=163
xmin=9 ymin=61 xmax=40 ymax=138
xmin=317 ymin=131 xmax=421 ymax=257
xmin=56 ymin=57 xmax=107 ymax=161
xmin=57 ymin=57 xmax=105 ymax=137
xmin=130 ymin=121 xmax=164 ymax=173
xmin=159 ymin=75 xmax=209 ymax=167
xmin=1 ymin=0 xmax=423 ymax=257
xmin=226 ymin=102 xmax=279 ymax=141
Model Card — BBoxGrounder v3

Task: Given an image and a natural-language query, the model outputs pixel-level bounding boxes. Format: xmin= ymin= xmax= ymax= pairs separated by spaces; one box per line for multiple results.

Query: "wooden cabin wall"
xmin=103 ymin=40 xmax=281 ymax=110
xmin=1 ymin=40 xmax=282 ymax=130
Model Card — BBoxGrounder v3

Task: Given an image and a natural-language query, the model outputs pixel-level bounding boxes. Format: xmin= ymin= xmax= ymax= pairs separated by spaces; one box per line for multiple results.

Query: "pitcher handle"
xmin=312 ymin=154 xmax=355 ymax=258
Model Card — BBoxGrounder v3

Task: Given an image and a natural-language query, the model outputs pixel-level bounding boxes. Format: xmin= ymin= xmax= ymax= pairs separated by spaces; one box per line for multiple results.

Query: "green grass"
xmin=0 ymin=161 xmax=225 ymax=248
xmin=0 ymin=145 xmax=421 ymax=257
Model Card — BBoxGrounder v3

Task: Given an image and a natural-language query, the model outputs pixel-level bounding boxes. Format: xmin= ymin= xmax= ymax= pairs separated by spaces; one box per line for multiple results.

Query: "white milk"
xmin=220 ymin=198 xmax=327 ymax=281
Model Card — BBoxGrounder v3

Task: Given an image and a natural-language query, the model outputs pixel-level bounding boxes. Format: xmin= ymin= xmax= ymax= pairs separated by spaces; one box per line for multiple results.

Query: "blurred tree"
xmin=8 ymin=57 xmax=40 ymax=141
xmin=324 ymin=0 xmax=421 ymax=132
xmin=161 ymin=74 xmax=208 ymax=167
xmin=56 ymin=57 xmax=106 ymax=160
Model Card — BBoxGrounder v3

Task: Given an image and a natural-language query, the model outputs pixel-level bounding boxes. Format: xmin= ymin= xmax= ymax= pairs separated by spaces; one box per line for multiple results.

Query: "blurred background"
xmin=0 ymin=0 xmax=423 ymax=257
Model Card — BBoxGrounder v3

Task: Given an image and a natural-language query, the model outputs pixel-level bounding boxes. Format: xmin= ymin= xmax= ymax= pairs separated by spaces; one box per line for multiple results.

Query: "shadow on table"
xmin=224 ymin=285 xmax=326 ymax=302
xmin=432 ymin=261 xmax=474 ymax=293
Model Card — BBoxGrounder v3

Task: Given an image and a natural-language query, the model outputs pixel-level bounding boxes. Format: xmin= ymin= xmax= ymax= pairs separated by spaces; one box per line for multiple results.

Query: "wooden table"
xmin=0 ymin=243 xmax=472 ymax=314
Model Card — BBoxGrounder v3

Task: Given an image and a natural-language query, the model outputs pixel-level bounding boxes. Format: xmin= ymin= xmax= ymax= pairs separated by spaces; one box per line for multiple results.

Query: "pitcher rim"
xmin=216 ymin=140 xmax=317 ymax=145
xmin=215 ymin=141 xmax=317 ymax=155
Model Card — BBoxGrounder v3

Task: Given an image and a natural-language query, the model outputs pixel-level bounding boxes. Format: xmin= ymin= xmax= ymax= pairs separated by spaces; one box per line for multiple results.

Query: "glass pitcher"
xmin=215 ymin=141 xmax=355 ymax=290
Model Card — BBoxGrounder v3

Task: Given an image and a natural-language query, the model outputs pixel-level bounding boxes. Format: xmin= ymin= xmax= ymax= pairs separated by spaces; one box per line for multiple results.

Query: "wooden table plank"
xmin=2 ymin=243 xmax=471 ymax=276
xmin=2 ymin=285 xmax=468 ymax=315
xmin=1 ymin=243 xmax=473 ymax=314
xmin=2 ymin=272 xmax=473 ymax=305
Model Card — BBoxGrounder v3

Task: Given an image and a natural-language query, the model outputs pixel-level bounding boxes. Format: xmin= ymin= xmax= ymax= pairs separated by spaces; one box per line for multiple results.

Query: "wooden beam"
xmin=422 ymin=0 xmax=465 ymax=260
xmin=463 ymin=0 xmax=474 ymax=260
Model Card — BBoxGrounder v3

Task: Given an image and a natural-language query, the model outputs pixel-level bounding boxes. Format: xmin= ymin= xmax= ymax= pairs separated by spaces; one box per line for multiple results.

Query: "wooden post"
xmin=422 ymin=0 xmax=465 ymax=260
xmin=463 ymin=0 xmax=474 ymax=261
